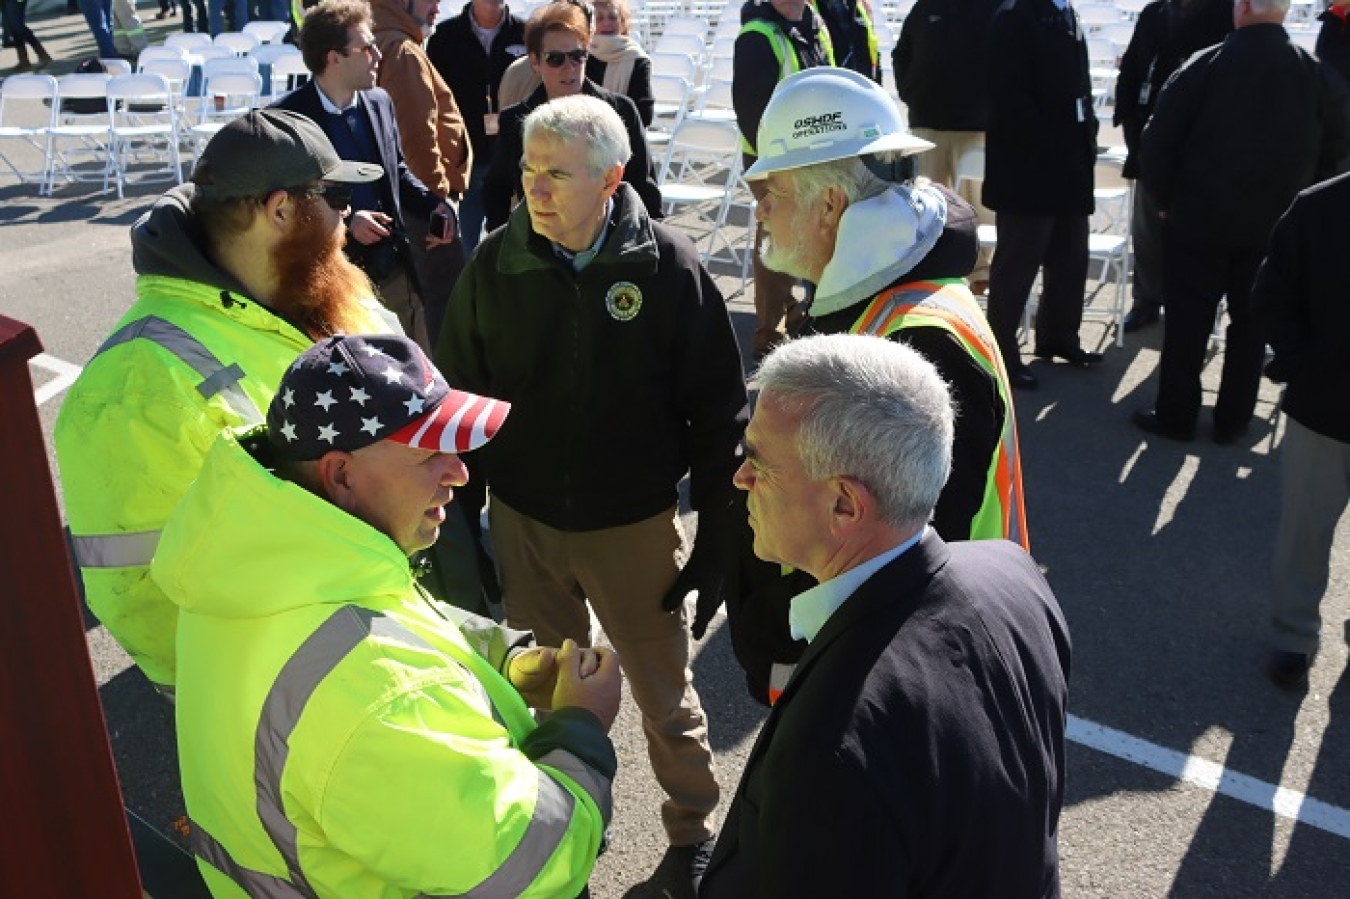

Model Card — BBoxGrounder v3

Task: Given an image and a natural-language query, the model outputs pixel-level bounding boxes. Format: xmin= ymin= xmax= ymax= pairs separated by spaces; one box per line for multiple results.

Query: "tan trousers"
xmin=911 ymin=127 xmax=994 ymax=282
xmin=489 ymin=499 xmax=719 ymax=846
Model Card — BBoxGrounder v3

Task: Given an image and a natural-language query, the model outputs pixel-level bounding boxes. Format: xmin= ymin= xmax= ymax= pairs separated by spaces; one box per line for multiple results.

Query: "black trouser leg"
xmin=1155 ymin=229 xmax=1226 ymax=429
xmin=987 ymin=212 xmax=1054 ymax=369
xmin=1034 ymin=212 xmax=1090 ymax=352
xmin=1213 ymin=247 xmax=1267 ymax=433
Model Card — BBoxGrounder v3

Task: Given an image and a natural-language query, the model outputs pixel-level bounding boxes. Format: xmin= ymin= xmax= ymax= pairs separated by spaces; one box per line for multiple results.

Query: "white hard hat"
xmin=743 ymin=67 xmax=933 ymax=181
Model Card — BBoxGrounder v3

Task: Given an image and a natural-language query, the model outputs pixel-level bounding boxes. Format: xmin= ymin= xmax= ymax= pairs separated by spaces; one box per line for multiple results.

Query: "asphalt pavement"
xmin=4 ymin=5 xmax=1350 ymax=897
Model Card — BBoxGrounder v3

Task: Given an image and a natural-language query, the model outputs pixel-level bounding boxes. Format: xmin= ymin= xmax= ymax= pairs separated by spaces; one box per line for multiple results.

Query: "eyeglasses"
xmin=341 ymin=40 xmax=379 ymax=57
xmin=541 ymin=48 xmax=588 ymax=68
xmin=296 ymin=182 xmax=353 ymax=211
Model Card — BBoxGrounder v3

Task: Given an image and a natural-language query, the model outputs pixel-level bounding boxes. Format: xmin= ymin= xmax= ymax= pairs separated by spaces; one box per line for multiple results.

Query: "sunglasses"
xmin=541 ymin=48 xmax=588 ymax=68
xmin=297 ymin=182 xmax=353 ymax=211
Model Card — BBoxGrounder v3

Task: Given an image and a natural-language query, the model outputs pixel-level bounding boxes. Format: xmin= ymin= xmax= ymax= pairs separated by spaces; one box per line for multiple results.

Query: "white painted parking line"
xmin=1069 ymin=714 xmax=1350 ymax=841
xmin=30 ymin=353 xmax=82 ymax=406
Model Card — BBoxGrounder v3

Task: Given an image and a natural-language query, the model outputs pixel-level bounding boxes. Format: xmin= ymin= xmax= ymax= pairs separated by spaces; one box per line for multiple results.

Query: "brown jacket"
xmin=371 ymin=0 xmax=471 ymax=197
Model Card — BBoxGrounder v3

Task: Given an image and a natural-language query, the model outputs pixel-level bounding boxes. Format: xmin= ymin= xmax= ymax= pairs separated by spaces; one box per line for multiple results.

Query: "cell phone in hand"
xmin=429 ymin=208 xmax=455 ymax=241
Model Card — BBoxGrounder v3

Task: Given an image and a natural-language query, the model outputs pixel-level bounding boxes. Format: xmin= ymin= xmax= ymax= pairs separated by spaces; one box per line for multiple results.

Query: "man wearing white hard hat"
xmin=724 ymin=67 xmax=1029 ymax=709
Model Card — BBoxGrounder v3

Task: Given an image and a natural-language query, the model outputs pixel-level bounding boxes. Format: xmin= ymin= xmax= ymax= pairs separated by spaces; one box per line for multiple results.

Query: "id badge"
xmin=1076 ymin=97 xmax=1087 ymax=123
xmin=484 ymin=112 xmax=499 ymax=136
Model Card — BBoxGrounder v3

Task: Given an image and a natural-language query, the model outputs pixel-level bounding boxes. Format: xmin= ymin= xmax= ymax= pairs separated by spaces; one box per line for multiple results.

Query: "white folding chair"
xmin=138 ymin=45 xmax=188 ymax=68
xmin=657 ymin=117 xmax=753 ymax=294
xmin=1075 ymin=2 xmax=1120 ymax=34
xmin=649 ymin=51 xmax=700 ymax=84
xmin=647 ymin=73 xmax=691 ymax=146
xmin=188 ymin=70 xmax=262 ymax=165
xmin=714 ymin=16 xmax=741 ymax=40
xmin=164 ymin=32 xmax=213 ymax=52
xmin=250 ymin=43 xmax=302 ymax=101
xmin=214 ymin=31 xmax=261 ymax=56
xmin=653 ymin=32 xmax=706 ymax=63
xmin=661 ymin=15 xmax=709 ymax=39
xmin=138 ymin=56 xmax=192 ymax=118
xmin=687 ymin=76 xmax=735 ymax=124
xmin=242 ymin=20 xmax=290 ymax=44
xmin=107 ymin=73 xmax=181 ymax=197
xmin=47 ymin=73 xmax=115 ymax=195
xmin=0 ymin=73 xmax=58 ymax=192
xmin=100 ymin=58 xmax=134 ymax=76
xmin=268 ymin=51 xmax=311 ymax=99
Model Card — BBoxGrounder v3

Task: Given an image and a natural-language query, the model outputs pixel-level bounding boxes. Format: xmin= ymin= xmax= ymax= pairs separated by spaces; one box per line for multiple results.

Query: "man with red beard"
xmin=55 ymin=109 xmax=397 ymax=696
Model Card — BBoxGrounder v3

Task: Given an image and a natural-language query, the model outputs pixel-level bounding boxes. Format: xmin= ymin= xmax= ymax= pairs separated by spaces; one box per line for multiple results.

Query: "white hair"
xmin=753 ymin=334 xmax=954 ymax=530
xmin=522 ymin=94 xmax=631 ymax=175
xmin=789 ymin=151 xmax=899 ymax=208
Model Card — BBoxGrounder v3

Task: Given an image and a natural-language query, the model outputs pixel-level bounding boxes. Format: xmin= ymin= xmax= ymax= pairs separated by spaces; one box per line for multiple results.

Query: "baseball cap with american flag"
xmin=266 ymin=334 xmax=509 ymax=461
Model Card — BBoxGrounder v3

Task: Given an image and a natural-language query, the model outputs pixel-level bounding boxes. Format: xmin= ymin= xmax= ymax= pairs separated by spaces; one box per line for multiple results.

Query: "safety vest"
xmin=850 ymin=278 xmax=1029 ymax=550
xmin=737 ymin=17 xmax=836 ymax=155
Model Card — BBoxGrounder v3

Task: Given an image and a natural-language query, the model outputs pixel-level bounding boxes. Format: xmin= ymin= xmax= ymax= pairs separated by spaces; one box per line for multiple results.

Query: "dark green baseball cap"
xmin=192 ymin=108 xmax=383 ymax=200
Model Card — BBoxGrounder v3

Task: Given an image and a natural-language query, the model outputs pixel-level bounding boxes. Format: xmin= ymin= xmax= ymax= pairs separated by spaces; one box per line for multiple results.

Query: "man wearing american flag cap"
xmin=153 ymin=334 xmax=624 ymax=898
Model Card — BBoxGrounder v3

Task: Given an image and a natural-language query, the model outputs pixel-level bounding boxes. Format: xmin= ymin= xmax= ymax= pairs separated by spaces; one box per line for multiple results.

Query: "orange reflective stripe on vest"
xmin=852 ymin=280 xmax=1029 ymax=550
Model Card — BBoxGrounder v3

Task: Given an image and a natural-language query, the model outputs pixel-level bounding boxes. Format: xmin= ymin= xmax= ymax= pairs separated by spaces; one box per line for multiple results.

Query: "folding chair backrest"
xmin=202 ymin=56 xmax=261 ymax=80
xmin=138 ymin=45 xmax=187 ymax=69
xmin=100 ymin=58 xmax=134 ymax=76
xmin=654 ymin=32 xmax=705 ymax=60
xmin=1 ymin=72 xmax=59 ymax=115
xmin=701 ymin=77 xmax=732 ymax=112
xmin=139 ymin=57 xmax=191 ymax=91
xmin=56 ymin=73 xmax=113 ymax=120
xmin=662 ymin=16 xmax=708 ymax=39
xmin=191 ymin=45 xmax=236 ymax=67
xmin=242 ymin=20 xmax=290 ymax=44
xmin=649 ymin=52 xmax=699 ymax=82
xmin=107 ymin=73 xmax=173 ymax=110
xmin=267 ymin=52 xmax=310 ymax=97
xmin=165 ymin=32 xmax=212 ymax=52
xmin=214 ymin=31 xmax=261 ymax=56
xmin=199 ymin=70 xmax=262 ymax=119
xmin=250 ymin=43 xmax=298 ymax=67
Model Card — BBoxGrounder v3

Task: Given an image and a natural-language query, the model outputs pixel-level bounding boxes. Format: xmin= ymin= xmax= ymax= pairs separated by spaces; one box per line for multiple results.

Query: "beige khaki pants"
xmin=911 ymin=127 xmax=995 ymax=282
xmin=490 ymin=499 xmax=719 ymax=846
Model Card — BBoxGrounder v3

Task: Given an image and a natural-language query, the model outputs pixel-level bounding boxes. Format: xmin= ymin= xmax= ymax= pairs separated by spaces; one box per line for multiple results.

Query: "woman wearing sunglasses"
xmin=482 ymin=0 xmax=663 ymax=232
xmin=587 ymin=0 xmax=653 ymax=127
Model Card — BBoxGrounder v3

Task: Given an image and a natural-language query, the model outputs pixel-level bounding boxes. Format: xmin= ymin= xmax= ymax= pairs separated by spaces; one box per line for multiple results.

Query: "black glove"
xmin=662 ymin=499 xmax=740 ymax=640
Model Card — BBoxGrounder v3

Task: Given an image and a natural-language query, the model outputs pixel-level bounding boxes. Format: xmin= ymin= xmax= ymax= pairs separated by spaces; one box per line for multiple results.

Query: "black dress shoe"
xmin=1213 ymin=421 xmax=1251 ymax=446
xmin=1266 ymin=650 xmax=1312 ymax=691
xmin=1008 ymin=364 xmax=1039 ymax=390
xmin=1123 ymin=307 xmax=1161 ymax=333
xmin=1131 ymin=409 xmax=1195 ymax=442
xmin=1034 ymin=345 xmax=1104 ymax=367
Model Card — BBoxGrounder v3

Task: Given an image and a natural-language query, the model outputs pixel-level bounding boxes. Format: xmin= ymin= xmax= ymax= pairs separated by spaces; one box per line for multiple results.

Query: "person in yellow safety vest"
xmin=55 ymin=110 xmax=398 ymax=694
xmin=725 ymin=68 xmax=1029 ymax=706
xmin=733 ymin=0 xmax=833 ymax=359
xmin=154 ymin=333 xmax=621 ymax=898
xmin=810 ymin=0 xmax=880 ymax=82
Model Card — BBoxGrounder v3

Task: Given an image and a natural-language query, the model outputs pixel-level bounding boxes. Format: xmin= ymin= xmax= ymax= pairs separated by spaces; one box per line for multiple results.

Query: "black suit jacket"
xmin=701 ymin=533 xmax=1071 ymax=899
xmin=273 ymin=81 xmax=440 ymax=231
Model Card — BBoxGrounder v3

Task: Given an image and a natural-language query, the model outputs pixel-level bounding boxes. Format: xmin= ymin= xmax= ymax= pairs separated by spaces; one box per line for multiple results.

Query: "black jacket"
xmin=426 ymin=3 xmax=528 ymax=162
xmin=273 ymin=83 xmax=440 ymax=232
xmin=1317 ymin=7 xmax=1350 ymax=89
xmin=816 ymin=0 xmax=880 ymax=81
xmin=1252 ymin=172 xmax=1350 ymax=444
xmin=703 ymin=533 xmax=1071 ymax=899
xmin=1141 ymin=23 xmax=1350 ymax=248
xmin=1113 ymin=0 xmax=1233 ymax=179
xmin=983 ymin=0 xmax=1098 ymax=216
xmin=436 ymin=183 xmax=748 ymax=531
xmin=586 ymin=54 xmax=655 ymax=126
xmin=481 ymin=80 xmax=663 ymax=233
xmin=732 ymin=0 xmax=832 ymax=156
xmin=893 ymin=0 xmax=1002 ymax=131
xmin=729 ymin=188 xmax=1003 ymax=707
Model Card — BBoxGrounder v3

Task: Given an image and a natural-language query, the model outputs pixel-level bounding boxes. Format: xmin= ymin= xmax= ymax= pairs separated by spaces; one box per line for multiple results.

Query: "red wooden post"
xmin=0 ymin=315 xmax=143 ymax=897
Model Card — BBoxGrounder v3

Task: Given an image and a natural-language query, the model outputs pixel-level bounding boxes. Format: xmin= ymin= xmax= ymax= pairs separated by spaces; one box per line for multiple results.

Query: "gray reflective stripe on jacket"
xmin=536 ymin=747 xmax=611 ymax=824
xmin=97 ymin=314 xmax=264 ymax=426
xmin=190 ymin=817 xmax=311 ymax=898
xmin=69 ymin=528 xmax=161 ymax=569
xmin=196 ymin=604 xmax=573 ymax=897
